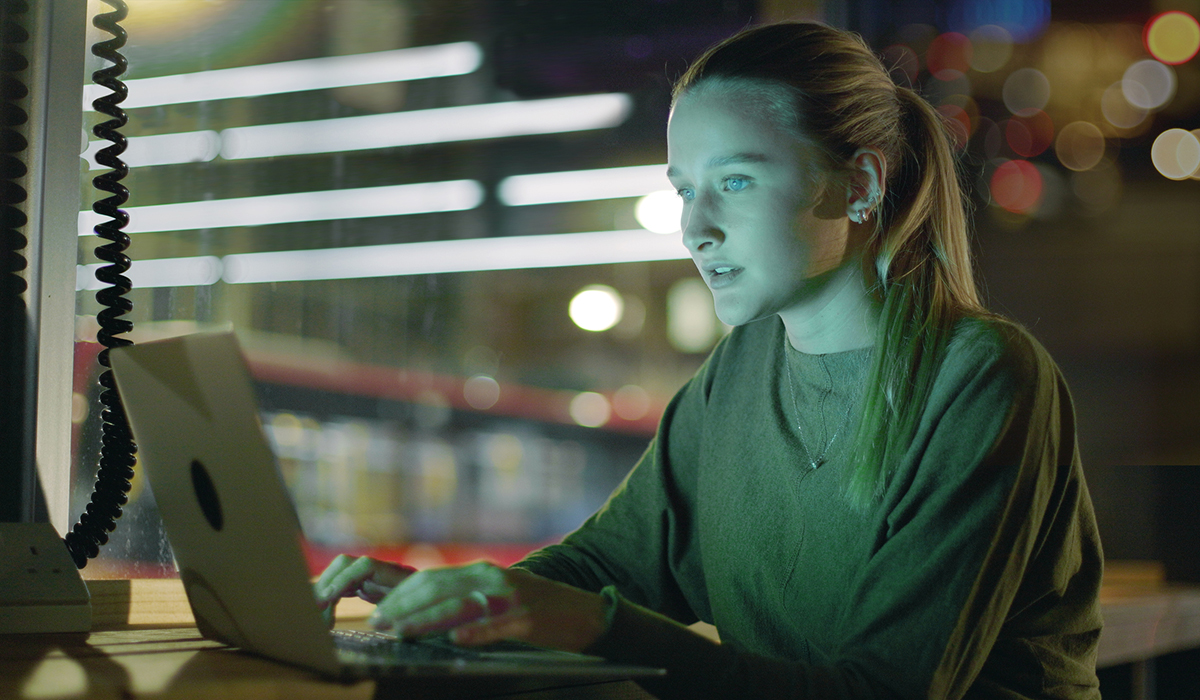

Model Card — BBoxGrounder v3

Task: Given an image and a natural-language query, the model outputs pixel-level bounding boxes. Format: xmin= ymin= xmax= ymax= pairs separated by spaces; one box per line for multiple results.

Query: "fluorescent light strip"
xmin=76 ymin=256 xmax=222 ymax=291
xmin=77 ymin=180 xmax=483 ymax=236
xmin=220 ymin=93 xmax=633 ymax=160
xmin=76 ymin=230 xmax=688 ymax=289
xmin=82 ymin=42 xmax=482 ymax=109
xmin=498 ymin=164 xmax=671 ymax=205
xmin=83 ymin=130 xmax=220 ymax=171
xmin=81 ymin=93 xmax=633 ymax=168
xmin=222 ymin=229 xmax=688 ymax=284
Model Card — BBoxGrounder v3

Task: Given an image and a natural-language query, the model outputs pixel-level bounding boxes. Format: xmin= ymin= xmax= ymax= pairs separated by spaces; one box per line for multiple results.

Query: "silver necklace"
xmin=783 ymin=348 xmax=855 ymax=471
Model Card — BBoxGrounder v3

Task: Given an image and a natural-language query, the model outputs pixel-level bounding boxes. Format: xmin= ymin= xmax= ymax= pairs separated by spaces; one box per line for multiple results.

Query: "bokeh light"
xmin=1144 ymin=11 xmax=1200 ymax=65
xmin=569 ymin=284 xmax=624 ymax=332
xmin=612 ymin=384 xmax=651 ymax=421
xmin=1101 ymin=82 xmax=1149 ymax=129
xmin=1122 ymin=60 xmax=1177 ymax=111
xmin=946 ymin=0 xmax=1050 ymax=43
xmin=927 ymin=32 xmax=973 ymax=79
xmin=990 ymin=159 xmax=1043 ymax=213
xmin=1055 ymin=121 xmax=1106 ymax=171
xmin=1002 ymin=68 xmax=1051 ymax=114
xmin=1006 ymin=109 xmax=1054 ymax=158
xmin=569 ymin=392 xmax=611 ymax=428
xmin=635 ymin=190 xmax=682 ymax=233
xmin=1151 ymin=128 xmax=1200 ymax=180
xmin=463 ymin=375 xmax=500 ymax=410
xmin=968 ymin=24 xmax=1013 ymax=72
xmin=1193 ymin=129 xmax=1200 ymax=180
xmin=667 ymin=278 xmax=720 ymax=353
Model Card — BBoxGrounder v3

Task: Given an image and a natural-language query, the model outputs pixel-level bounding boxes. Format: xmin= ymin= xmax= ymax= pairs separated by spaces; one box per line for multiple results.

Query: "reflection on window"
xmin=69 ymin=0 xmax=747 ymax=578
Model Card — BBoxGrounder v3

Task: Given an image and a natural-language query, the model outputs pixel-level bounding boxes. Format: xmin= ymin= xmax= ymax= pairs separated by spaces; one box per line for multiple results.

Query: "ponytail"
xmin=846 ymin=86 xmax=988 ymax=507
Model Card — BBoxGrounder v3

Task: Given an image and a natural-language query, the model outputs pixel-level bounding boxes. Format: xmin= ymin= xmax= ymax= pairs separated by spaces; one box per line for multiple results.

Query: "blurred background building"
xmin=58 ymin=0 xmax=1199 ymax=579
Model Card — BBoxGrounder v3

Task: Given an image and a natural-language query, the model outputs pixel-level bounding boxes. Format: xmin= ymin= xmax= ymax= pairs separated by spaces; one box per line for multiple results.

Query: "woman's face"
xmin=666 ymin=89 xmax=849 ymax=328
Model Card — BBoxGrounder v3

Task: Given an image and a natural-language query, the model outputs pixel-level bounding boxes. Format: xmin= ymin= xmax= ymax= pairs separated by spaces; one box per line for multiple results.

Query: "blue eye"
xmin=723 ymin=177 xmax=749 ymax=192
xmin=676 ymin=188 xmax=695 ymax=202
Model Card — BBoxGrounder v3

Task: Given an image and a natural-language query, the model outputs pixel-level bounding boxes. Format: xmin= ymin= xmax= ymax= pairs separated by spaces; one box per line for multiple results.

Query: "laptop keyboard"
xmin=332 ymin=629 xmax=483 ymax=663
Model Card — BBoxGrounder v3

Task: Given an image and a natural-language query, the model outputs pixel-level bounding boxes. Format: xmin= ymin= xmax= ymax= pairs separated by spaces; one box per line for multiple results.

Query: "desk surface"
xmin=3 ymin=571 xmax=1199 ymax=700
xmin=0 ymin=625 xmax=658 ymax=700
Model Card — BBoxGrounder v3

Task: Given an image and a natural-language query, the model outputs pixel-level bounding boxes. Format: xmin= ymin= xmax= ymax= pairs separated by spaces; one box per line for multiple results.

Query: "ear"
xmin=845 ymin=147 xmax=886 ymax=225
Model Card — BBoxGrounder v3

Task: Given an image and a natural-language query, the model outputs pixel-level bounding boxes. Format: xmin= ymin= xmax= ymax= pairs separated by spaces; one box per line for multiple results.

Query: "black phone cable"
xmin=64 ymin=0 xmax=136 ymax=569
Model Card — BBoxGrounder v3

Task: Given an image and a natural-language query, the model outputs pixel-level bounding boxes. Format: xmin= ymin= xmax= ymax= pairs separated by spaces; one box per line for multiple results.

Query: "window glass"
xmin=66 ymin=1 xmax=1200 ymax=579
xmin=70 ymin=0 xmax=743 ymax=578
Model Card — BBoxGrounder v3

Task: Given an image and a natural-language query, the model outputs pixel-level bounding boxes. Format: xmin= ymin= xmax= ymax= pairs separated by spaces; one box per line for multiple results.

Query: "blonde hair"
xmin=673 ymin=22 xmax=990 ymax=508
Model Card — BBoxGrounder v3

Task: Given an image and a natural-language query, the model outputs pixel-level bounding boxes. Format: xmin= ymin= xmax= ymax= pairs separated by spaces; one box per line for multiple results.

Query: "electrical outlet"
xmin=0 ymin=522 xmax=91 ymax=634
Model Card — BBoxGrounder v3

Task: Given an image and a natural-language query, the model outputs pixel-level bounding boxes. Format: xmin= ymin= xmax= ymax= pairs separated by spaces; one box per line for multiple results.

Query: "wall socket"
xmin=0 ymin=522 xmax=91 ymax=634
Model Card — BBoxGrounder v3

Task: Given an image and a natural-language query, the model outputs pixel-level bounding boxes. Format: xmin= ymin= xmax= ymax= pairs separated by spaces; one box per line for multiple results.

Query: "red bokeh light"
xmin=1006 ymin=109 xmax=1054 ymax=158
xmin=926 ymin=32 xmax=973 ymax=79
xmin=990 ymin=159 xmax=1043 ymax=213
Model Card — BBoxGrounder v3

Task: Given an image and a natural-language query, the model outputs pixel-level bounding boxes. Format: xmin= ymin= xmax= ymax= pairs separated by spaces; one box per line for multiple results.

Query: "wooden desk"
xmin=0 ymin=626 xmax=657 ymax=700
xmin=3 ymin=567 xmax=1199 ymax=700
xmin=0 ymin=580 xmax=655 ymax=700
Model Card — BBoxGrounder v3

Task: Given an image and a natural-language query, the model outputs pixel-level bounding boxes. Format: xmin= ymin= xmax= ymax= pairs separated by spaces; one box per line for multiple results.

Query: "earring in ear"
xmin=853 ymin=210 xmax=866 ymax=224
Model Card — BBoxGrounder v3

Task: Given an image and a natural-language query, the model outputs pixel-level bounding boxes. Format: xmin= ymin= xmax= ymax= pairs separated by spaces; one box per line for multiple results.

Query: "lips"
xmin=704 ymin=263 xmax=742 ymax=289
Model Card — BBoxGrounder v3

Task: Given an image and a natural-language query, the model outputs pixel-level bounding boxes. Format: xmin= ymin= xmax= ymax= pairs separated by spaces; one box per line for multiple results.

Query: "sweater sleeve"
xmin=514 ymin=335 xmax=721 ymax=624
xmin=524 ymin=321 xmax=1102 ymax=700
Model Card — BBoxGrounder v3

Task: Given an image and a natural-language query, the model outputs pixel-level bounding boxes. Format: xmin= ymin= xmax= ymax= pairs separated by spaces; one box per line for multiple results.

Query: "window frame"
xmin=24 ymin=0 xmax=89 ymax=534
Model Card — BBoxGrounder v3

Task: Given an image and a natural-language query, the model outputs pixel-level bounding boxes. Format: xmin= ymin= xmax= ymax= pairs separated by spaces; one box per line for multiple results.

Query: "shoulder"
xmin=941 ymin=315 xmax=1059 ymax=394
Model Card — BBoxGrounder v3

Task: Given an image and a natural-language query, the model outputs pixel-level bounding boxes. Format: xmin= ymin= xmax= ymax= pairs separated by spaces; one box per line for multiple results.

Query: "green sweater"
xmin=516 ymin=315 xmax=1103 ymax=699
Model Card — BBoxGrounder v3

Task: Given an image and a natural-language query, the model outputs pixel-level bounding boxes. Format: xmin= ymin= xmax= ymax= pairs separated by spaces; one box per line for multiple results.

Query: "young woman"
xmin=316 ymin=21 xmax=1103 ymax=699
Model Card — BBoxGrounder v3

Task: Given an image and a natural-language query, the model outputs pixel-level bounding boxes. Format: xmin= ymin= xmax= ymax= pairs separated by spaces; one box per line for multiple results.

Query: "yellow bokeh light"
xmin=968 ymin=25 xmax=1013 ymax=73
xmin=1145 ymin=11 xmax=1200 ymax=65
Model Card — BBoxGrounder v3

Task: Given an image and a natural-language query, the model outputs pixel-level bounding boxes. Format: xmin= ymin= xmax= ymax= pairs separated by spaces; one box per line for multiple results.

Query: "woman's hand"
xmin=314 ymin=554 xmax=417 ymax=627
xmin=368 ymin=561 xmax=608 ymax=653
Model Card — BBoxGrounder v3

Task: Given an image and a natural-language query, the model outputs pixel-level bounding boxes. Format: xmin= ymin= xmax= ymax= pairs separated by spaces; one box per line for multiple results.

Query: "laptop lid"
xmin=110 ymin=331 xmax=343 ymax=676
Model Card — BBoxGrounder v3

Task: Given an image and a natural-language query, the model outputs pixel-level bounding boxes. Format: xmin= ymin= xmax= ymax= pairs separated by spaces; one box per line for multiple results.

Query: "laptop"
xmin=108 ymin=331 xmax=663 ymax=686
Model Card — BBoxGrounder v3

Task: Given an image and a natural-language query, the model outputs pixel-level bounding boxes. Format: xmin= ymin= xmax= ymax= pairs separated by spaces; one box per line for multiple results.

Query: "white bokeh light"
xmin=635 ymin=190 xmax=683 ymax=233
xmin=1151 ymin=128 xmax=1200 ymax=180
xmin=569 ymin=392 xmax=612 ymax=428
xmin=1002 ymin=68 xmax=1051 ymax=114
xmin=1122 ymin=60 xmax=1177 ymax=110
xmin=569 ymin=285 xmax=624 ymax=332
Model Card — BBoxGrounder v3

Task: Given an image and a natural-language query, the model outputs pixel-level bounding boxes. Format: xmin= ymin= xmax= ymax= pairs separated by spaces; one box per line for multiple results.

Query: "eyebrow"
xmin=666 ymin=152 xmax=771 ymax=179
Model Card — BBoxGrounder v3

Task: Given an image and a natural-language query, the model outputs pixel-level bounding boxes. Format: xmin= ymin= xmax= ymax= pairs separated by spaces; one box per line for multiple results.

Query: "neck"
xmin=778 ymin=260 xmax=879 ymax=354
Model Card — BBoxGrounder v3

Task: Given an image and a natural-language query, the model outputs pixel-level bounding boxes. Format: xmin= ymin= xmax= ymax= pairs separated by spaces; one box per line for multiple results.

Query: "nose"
xmin=680 ymin=195 xmax=723 ymax=254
